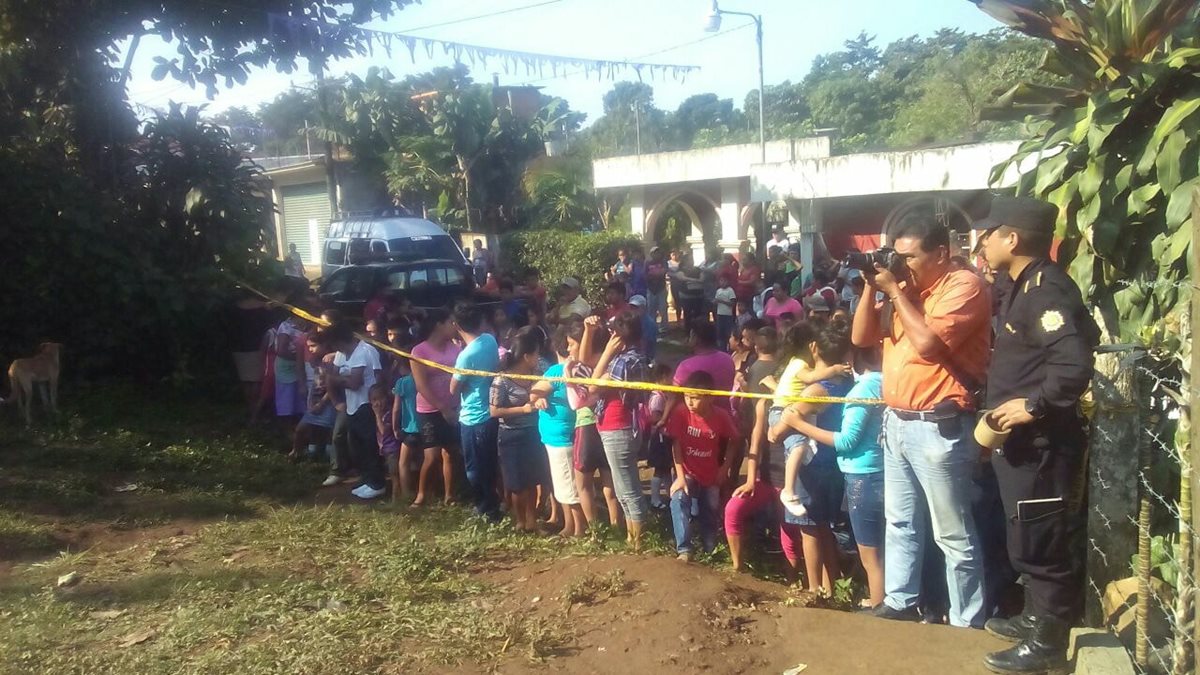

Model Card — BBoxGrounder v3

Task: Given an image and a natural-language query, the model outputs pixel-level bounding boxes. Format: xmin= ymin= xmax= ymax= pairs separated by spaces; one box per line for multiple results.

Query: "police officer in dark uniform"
xmin=974 ymin=196 xmax=1099 ymax=673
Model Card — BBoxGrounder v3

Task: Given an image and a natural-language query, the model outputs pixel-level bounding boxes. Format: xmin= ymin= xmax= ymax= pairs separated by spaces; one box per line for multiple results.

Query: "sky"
xmin=124 ymin=0 xmax=1005 ymax=125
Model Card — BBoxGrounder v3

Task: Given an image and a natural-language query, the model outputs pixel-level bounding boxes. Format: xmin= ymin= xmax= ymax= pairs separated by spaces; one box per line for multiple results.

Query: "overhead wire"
xmin=397 ymin=0 xmax=567 ymax=33
xmin=520 ymin=21 xmax=752 ymax=85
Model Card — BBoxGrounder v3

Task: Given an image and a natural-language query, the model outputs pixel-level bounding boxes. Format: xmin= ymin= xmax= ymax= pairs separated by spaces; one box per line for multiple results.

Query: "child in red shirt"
xmin=666 ymin=371 xmax=740 ymax=561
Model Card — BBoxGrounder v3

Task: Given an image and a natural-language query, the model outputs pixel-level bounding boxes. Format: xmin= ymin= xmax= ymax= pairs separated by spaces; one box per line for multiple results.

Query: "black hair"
xmin=499 ymin=279 xmax=515 ymax=292
xmin=814 ymin=317 xmax=852 ymax=365
xmin=551 ymin=324 xmax=572 ymax=358
xmin=319 ymin=319 xmax=356 ymax=348
xmin=890 ymin=211 xmax=950 ymax=253
xmin=502 ymin=330 xmax=542 ymax=371
xmin=689 ymin=320 xmax=717 ymax=347
xmin=684 ymin=371 xmax=715 ymax=390
xmin=606 ymin=280 xmax=626 ymax=296
xmin=741 ymin=318 xmax=766 ymax=333
xmin=779 ymin=320 xmax=818 ymax=366
xmin=453 ymin=301 xmax=485 ymax=334
xmin=755 ymin=326 xmax=780 ymax=355
xmin=515 ymin=324 xmax=545 ymax=351
xmin=998 ymin=224 xmax=1054 ymax=257
xmin=419 ymin=307 xmax=451 ymax=341
xmin=651 ymin=363 xmax=672 ymax=383
xmin=611 ymin=310 xmax=643 ymax=346
xmin=368 ymin=382 xmax=391 ymax=400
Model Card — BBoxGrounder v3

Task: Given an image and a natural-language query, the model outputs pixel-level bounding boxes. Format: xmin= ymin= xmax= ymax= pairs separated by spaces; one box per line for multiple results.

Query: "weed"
xmin=562 ymin=568 xmax=632 ymax=608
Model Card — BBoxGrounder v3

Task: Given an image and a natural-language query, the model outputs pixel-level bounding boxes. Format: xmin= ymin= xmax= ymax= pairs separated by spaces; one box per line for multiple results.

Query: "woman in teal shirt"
xmin=778 ymin=346 xmax=884 ymax=607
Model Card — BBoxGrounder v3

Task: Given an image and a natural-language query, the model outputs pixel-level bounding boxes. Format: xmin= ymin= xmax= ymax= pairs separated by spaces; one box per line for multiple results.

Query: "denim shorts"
xmin=845 ymin=471 xmax=885 ymax=547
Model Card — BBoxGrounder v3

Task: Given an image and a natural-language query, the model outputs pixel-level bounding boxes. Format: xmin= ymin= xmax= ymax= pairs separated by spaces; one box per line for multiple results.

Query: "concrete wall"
xmin=593 ymin=137 xmax=832 ymax=189
xmin=750 ymin=141 xmax=1025 ymax=202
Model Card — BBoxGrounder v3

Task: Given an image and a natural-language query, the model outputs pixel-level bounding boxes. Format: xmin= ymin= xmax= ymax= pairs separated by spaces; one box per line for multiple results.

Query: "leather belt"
xmin=889 ymin=408 xmax=968 ymax=422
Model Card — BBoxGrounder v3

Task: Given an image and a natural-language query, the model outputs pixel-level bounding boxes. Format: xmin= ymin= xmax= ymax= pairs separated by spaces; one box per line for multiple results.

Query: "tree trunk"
xmin=1086 ymin=340 xmax=1142 ymax=626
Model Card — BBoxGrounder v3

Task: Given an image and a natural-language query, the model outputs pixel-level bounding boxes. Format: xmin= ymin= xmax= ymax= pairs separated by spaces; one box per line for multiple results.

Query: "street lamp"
xmin=703 ymin=1 xmax=764 ymax=163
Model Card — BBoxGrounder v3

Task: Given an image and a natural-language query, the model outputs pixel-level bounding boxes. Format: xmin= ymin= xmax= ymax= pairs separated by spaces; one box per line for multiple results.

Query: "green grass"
xmin=0 ymin=380 xmax=858 ymax=672
xmin=0 ymin=506 xmax=604 ymax=673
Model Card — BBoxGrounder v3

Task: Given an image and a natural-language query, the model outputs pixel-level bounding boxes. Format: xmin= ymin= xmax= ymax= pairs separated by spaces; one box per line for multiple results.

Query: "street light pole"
xmin=632 ymin=101 xmax=642 ymax=155
xmin=704 ymin=2 xmax=765 ymax=163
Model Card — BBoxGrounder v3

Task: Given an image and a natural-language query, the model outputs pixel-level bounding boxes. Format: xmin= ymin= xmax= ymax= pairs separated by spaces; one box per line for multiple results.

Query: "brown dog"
xmin=6 ymin=342 xmax=62 ymax=425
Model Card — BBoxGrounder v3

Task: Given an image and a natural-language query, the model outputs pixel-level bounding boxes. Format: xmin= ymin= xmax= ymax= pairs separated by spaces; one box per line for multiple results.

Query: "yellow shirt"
xmin=772 ymin=357 xmax=813 ymax=408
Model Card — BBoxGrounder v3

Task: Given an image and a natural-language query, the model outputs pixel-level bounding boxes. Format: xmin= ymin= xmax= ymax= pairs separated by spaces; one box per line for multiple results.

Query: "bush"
xmin=499 ymin=230 xmax=645 ymax=305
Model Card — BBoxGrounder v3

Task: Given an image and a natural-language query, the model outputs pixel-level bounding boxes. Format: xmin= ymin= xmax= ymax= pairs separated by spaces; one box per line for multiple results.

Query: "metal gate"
xmin=281 ymin=182 xmax=331 ymax=263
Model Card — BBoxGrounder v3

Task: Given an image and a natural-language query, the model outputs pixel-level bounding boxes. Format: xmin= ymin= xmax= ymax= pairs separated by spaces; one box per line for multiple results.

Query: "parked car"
xmin=317 ymin=258 xmax=496 ymax=320
xmin=321 ymin=212 xmax=467 ymax=279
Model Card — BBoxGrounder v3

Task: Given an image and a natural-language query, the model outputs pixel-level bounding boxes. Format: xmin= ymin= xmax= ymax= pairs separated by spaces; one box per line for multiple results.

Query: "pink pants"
xmin=723 ymin=479 xmax=802 ymax=564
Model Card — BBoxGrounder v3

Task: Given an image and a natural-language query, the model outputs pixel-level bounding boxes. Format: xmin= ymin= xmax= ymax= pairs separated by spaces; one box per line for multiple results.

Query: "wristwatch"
xmin=1024 ymin=396 xmax=1045 ymax=420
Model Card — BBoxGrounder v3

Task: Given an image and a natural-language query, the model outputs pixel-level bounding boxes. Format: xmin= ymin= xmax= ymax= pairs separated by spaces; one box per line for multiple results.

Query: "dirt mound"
xmin=470 ymin=555 xmax=1005 ymax=674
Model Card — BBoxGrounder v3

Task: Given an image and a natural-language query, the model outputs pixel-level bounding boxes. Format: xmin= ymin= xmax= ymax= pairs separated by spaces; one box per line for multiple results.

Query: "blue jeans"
xmin=599 ymin=428 xmax=648 ymax=523
xmin=670 ymin=477 xmax=720 ymax=554
xmin=647 ymin=289 xmax=668 ymax=325
xmin=461 ymin=418 xmax=500 ymax=519
xmin=882 ymin=410 xmax=985 ymax=627
xmin=716 ymin=314 xmax=736 ymax=351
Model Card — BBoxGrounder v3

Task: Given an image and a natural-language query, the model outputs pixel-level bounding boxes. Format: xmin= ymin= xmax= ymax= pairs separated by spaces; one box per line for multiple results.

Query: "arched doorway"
xmin=644 ymin=190 xmax=721 ymax=261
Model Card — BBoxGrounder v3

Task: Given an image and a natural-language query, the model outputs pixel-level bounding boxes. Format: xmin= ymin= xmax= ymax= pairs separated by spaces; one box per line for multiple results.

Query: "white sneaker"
xmin=780 ymin=491 xmax=808 ymax=519
xmin=351 ymin=484 xmax=386 ymax=500
xmin=321 ymin=475 xmax=341 ymax=488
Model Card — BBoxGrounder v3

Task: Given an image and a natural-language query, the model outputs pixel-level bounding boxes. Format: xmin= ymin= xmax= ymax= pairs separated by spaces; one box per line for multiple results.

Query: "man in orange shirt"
xmin=852 ymin=214 xmax=991 ymax=629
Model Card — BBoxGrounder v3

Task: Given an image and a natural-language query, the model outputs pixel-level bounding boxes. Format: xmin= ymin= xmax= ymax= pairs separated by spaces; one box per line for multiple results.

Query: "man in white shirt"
xmin=323 ymin=320 xmax=385 ymax=499
xmin=769 ymin=225 xmax=791 ymax=252
xmin=552 ymin=277 xmax=592 ymax=324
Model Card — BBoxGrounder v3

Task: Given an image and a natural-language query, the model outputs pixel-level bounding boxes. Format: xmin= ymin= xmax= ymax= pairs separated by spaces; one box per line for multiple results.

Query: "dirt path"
xmin=463 ymin=554 xmax=1006 ymax=674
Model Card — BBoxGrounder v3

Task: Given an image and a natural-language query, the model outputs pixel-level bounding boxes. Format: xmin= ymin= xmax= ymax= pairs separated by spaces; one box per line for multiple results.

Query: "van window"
xmin=324 ymin=240 xmax=346 ymax=266
xmin=370 ymin=240 xmax=388 ymax=254
xmin=408 ymin=266 xmax=465 ymax=287
xmin=387 ymin=236 xmax=464 ymax=261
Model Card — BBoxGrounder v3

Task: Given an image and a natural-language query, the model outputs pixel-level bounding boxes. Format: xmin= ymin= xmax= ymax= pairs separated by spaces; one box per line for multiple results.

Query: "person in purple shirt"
xmin=656 ymin=322 xmax=737 ymax=454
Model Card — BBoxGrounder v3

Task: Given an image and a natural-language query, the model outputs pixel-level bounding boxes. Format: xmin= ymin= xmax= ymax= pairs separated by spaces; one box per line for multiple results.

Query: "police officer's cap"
xmin=973 ymin=196 xmax=1057 ymax=235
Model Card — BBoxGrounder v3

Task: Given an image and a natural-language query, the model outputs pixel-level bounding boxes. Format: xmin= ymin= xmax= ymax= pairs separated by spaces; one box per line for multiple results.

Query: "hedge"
xmin=499 ymin=229 xmax=645 ymax=305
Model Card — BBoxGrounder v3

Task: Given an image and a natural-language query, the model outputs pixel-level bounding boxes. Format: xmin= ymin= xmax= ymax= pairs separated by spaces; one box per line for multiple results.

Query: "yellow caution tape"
xmin=237 ymin=280 xmax=884 ymax=406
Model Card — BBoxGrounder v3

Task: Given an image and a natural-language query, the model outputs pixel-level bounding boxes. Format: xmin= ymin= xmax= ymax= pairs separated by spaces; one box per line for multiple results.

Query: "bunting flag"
xmin=267 ymin=12 xmax=699 ymax=83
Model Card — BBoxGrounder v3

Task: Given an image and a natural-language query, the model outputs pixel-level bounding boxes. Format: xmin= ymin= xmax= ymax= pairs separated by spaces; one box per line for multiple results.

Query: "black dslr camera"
xmin=844 ymin=247 xmax=903 ymax=276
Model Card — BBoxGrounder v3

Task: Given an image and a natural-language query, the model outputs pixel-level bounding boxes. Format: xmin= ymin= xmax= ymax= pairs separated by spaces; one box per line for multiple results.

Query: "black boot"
xmin=984 ymin=613 xmax=1035 ymax=643
xmin=984 ymin=614 xmax=1069 ymax=674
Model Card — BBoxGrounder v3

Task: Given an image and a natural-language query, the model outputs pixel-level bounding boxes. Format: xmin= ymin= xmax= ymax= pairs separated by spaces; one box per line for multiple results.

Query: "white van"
xmin=321 ymin=212 xmax=467 ymax=279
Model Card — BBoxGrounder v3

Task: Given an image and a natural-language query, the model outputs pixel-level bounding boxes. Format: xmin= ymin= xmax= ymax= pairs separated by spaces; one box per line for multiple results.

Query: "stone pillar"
xmin=629 ymin=186 xmax=646 ymax=240
xmin=788 ymin=199 xmax=822 ymax=276
xmin=686 ymin=232 xmax=707 ymax=264
xmin=717 ymin=177 xmax=748 ymax=255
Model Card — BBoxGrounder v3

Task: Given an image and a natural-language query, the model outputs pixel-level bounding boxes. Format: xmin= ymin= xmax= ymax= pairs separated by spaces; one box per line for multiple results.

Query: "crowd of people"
xmin=230 ymin=198 xmax=1096 ymax=674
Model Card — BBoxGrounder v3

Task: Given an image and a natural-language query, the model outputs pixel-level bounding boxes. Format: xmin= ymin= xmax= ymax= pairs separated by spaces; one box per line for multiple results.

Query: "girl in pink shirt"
xmin=410 ymin=309 xmax=463 ymax=506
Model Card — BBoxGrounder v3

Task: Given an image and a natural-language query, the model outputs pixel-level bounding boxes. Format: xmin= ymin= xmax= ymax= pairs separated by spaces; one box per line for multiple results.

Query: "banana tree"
xmin=972 ymin=1 xmax=1198 ymax=671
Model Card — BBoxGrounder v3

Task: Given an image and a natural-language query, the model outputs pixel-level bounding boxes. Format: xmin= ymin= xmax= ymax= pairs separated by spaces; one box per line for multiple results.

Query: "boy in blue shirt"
xmin=450 ymin=302 xmax=502 ymax=521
